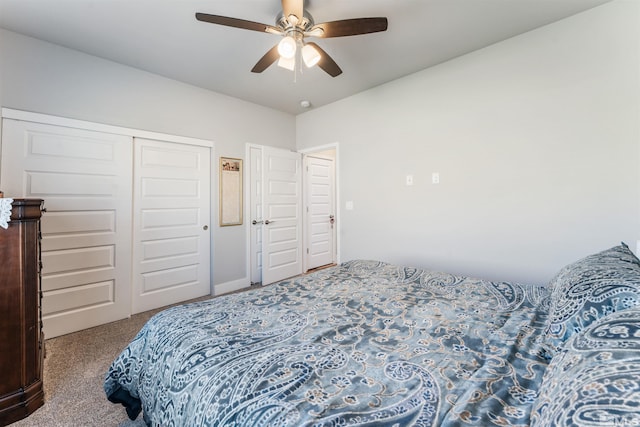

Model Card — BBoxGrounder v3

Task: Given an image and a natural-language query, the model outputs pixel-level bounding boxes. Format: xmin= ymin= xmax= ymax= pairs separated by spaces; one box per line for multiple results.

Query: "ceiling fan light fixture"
xmin=302 ymin=44 xmax=321 ymax=68
xmin=277 ymin=36 xmax=297 ymax=59
xmin=277 ymin=55 xmax=295 ymax=71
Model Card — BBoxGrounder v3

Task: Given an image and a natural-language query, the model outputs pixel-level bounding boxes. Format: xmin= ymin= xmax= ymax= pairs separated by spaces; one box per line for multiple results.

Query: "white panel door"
xmin=262 ymin=147 xmax=302 ymax=285
xmin=0 ymin=119 xmax=132 ymax=338
xmin=132 ymin=138 xmax=211 ymax=314
xmin=305 ymin=155 xmax=336 ymax=270
xmin=249 ymin=146 xmax=263 ymax=284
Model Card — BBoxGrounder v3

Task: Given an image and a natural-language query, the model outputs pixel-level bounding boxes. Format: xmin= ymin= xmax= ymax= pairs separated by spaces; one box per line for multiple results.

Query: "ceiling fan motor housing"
xmin=276 ymin=9 xmax=315 ymax=32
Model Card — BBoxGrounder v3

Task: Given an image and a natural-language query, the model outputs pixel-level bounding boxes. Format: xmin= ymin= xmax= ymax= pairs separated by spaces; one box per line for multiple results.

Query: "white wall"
xmin=0 ymin=28 xmax=296 ymax=287
xmin=297 ymin=0 xmax=640 ymax=285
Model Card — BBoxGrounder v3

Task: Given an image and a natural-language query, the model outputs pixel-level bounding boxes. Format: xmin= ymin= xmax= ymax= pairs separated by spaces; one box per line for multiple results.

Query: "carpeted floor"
xmin=11 ymin=297 xmax=213 ymax=427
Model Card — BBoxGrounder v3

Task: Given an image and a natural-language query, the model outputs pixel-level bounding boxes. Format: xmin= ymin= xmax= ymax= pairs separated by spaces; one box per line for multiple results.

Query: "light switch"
xmin=406 ymin=175 xmax=414 ymax=186
xmin=346 ymin=201 xmax=354 ymax=211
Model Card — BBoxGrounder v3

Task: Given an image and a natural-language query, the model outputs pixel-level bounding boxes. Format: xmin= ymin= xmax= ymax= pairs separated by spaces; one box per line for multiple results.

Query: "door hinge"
xmin=306 ymin=248 xmax=309 ymax=254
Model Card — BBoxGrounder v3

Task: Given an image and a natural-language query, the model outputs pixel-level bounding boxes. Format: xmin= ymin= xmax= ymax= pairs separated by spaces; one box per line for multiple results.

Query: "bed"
xmin=105 ymin=244 xmax=640 ymax=426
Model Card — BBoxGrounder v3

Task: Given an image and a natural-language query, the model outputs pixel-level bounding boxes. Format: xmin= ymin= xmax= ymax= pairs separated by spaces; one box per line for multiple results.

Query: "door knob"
xmin=203 ymin=225 xmax=209 ymax=230
xmin=265 ymin=220 xmax=275 ymax=225
xmin=252 ymin=220 xmax=264 ymax=225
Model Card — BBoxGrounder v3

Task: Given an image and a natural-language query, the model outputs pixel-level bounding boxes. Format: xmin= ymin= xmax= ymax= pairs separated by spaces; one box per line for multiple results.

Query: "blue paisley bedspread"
xmin=105 ymin=260 xmax=551 ymax=426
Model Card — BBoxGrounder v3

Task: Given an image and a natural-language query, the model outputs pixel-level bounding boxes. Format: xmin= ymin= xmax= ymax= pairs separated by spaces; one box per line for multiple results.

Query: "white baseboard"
xmin=214 ymin=277 xmax=251 ymax=296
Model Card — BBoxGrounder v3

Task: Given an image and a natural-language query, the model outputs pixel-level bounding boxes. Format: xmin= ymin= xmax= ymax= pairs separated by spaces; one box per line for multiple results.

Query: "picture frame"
xmin=219 ymin=157 xmax=243 ymax=226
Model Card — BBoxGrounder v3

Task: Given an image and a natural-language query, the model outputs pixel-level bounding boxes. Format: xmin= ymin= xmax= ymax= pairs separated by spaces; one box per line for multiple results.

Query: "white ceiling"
xmin=0 ymin=0 xmax=611 ymax=115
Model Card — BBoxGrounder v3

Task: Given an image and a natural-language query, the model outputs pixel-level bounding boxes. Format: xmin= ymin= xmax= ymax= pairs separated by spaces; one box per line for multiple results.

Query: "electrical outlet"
xmin=432 ymin=172 xmax=440 ymax=184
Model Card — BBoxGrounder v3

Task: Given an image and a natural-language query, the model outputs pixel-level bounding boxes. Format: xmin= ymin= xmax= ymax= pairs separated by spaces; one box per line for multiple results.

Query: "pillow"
xmin=544 ymin=243 xmax=640 ymax=350
xmin=531 ymin=307 xmax=640 ymax=427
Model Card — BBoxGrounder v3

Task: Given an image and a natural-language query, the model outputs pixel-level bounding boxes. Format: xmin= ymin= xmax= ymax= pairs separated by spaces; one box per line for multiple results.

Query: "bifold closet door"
xmin=0 ymin=119 xmax=133 ymax=338
xmin=131 ymin=138 xmax=211 ymax=314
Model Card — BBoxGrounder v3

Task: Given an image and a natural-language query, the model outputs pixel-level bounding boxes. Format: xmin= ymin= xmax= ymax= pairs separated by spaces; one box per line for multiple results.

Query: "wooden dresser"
xmin=0 ymin=199 xmax=45 ymax=426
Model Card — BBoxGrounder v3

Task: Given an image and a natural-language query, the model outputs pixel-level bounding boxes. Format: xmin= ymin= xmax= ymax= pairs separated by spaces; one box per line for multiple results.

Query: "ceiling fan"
xmin=195 ymin=0 xmax=388 ymax=77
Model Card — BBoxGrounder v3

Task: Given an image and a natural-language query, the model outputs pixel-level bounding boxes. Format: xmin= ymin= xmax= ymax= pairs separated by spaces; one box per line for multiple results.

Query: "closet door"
xmin=0 ymin=119 xmax=132 ymax=338
xmin=131 ymin=138 xmax=211 ymax=314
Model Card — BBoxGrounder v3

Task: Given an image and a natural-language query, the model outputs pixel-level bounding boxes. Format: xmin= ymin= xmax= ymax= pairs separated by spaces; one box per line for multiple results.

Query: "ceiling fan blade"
xmin=251 ymin=45 xmax=280 ymax=73
xmin=196 ymin=13 xmax=279 ymax=34
xmin=306 ymin=42 xmax=342 ymax=77
xmin=281 ymin=0 xmax=304 ymax=22
xmin=309 ymin=17 xmax=388 ymax=38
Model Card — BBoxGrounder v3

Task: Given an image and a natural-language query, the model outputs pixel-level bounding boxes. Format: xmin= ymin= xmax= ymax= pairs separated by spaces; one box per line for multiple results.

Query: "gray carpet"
xmin=11 ymin=297 xmax=213 ymax=427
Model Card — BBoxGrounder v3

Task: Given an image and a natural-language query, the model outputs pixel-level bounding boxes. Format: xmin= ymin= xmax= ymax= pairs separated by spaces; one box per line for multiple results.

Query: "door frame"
xmin=299 ymin=143 xmax=340 ymax=272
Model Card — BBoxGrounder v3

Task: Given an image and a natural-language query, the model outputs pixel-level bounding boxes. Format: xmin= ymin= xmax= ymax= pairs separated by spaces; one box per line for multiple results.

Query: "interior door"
xmin=261 ymin=147 xmax=302 ymax=285
xmin=131 ymin=138 xmax=211 ymax=314
xmin=305 ymin=155 xmax=336 ymax=270
xmin=0 ymin=119 xmax=132 ymax=338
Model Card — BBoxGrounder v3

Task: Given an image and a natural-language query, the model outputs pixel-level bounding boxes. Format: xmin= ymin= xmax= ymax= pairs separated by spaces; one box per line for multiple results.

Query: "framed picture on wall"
xmin=219 ymin=157 xmax=243 ymax=226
